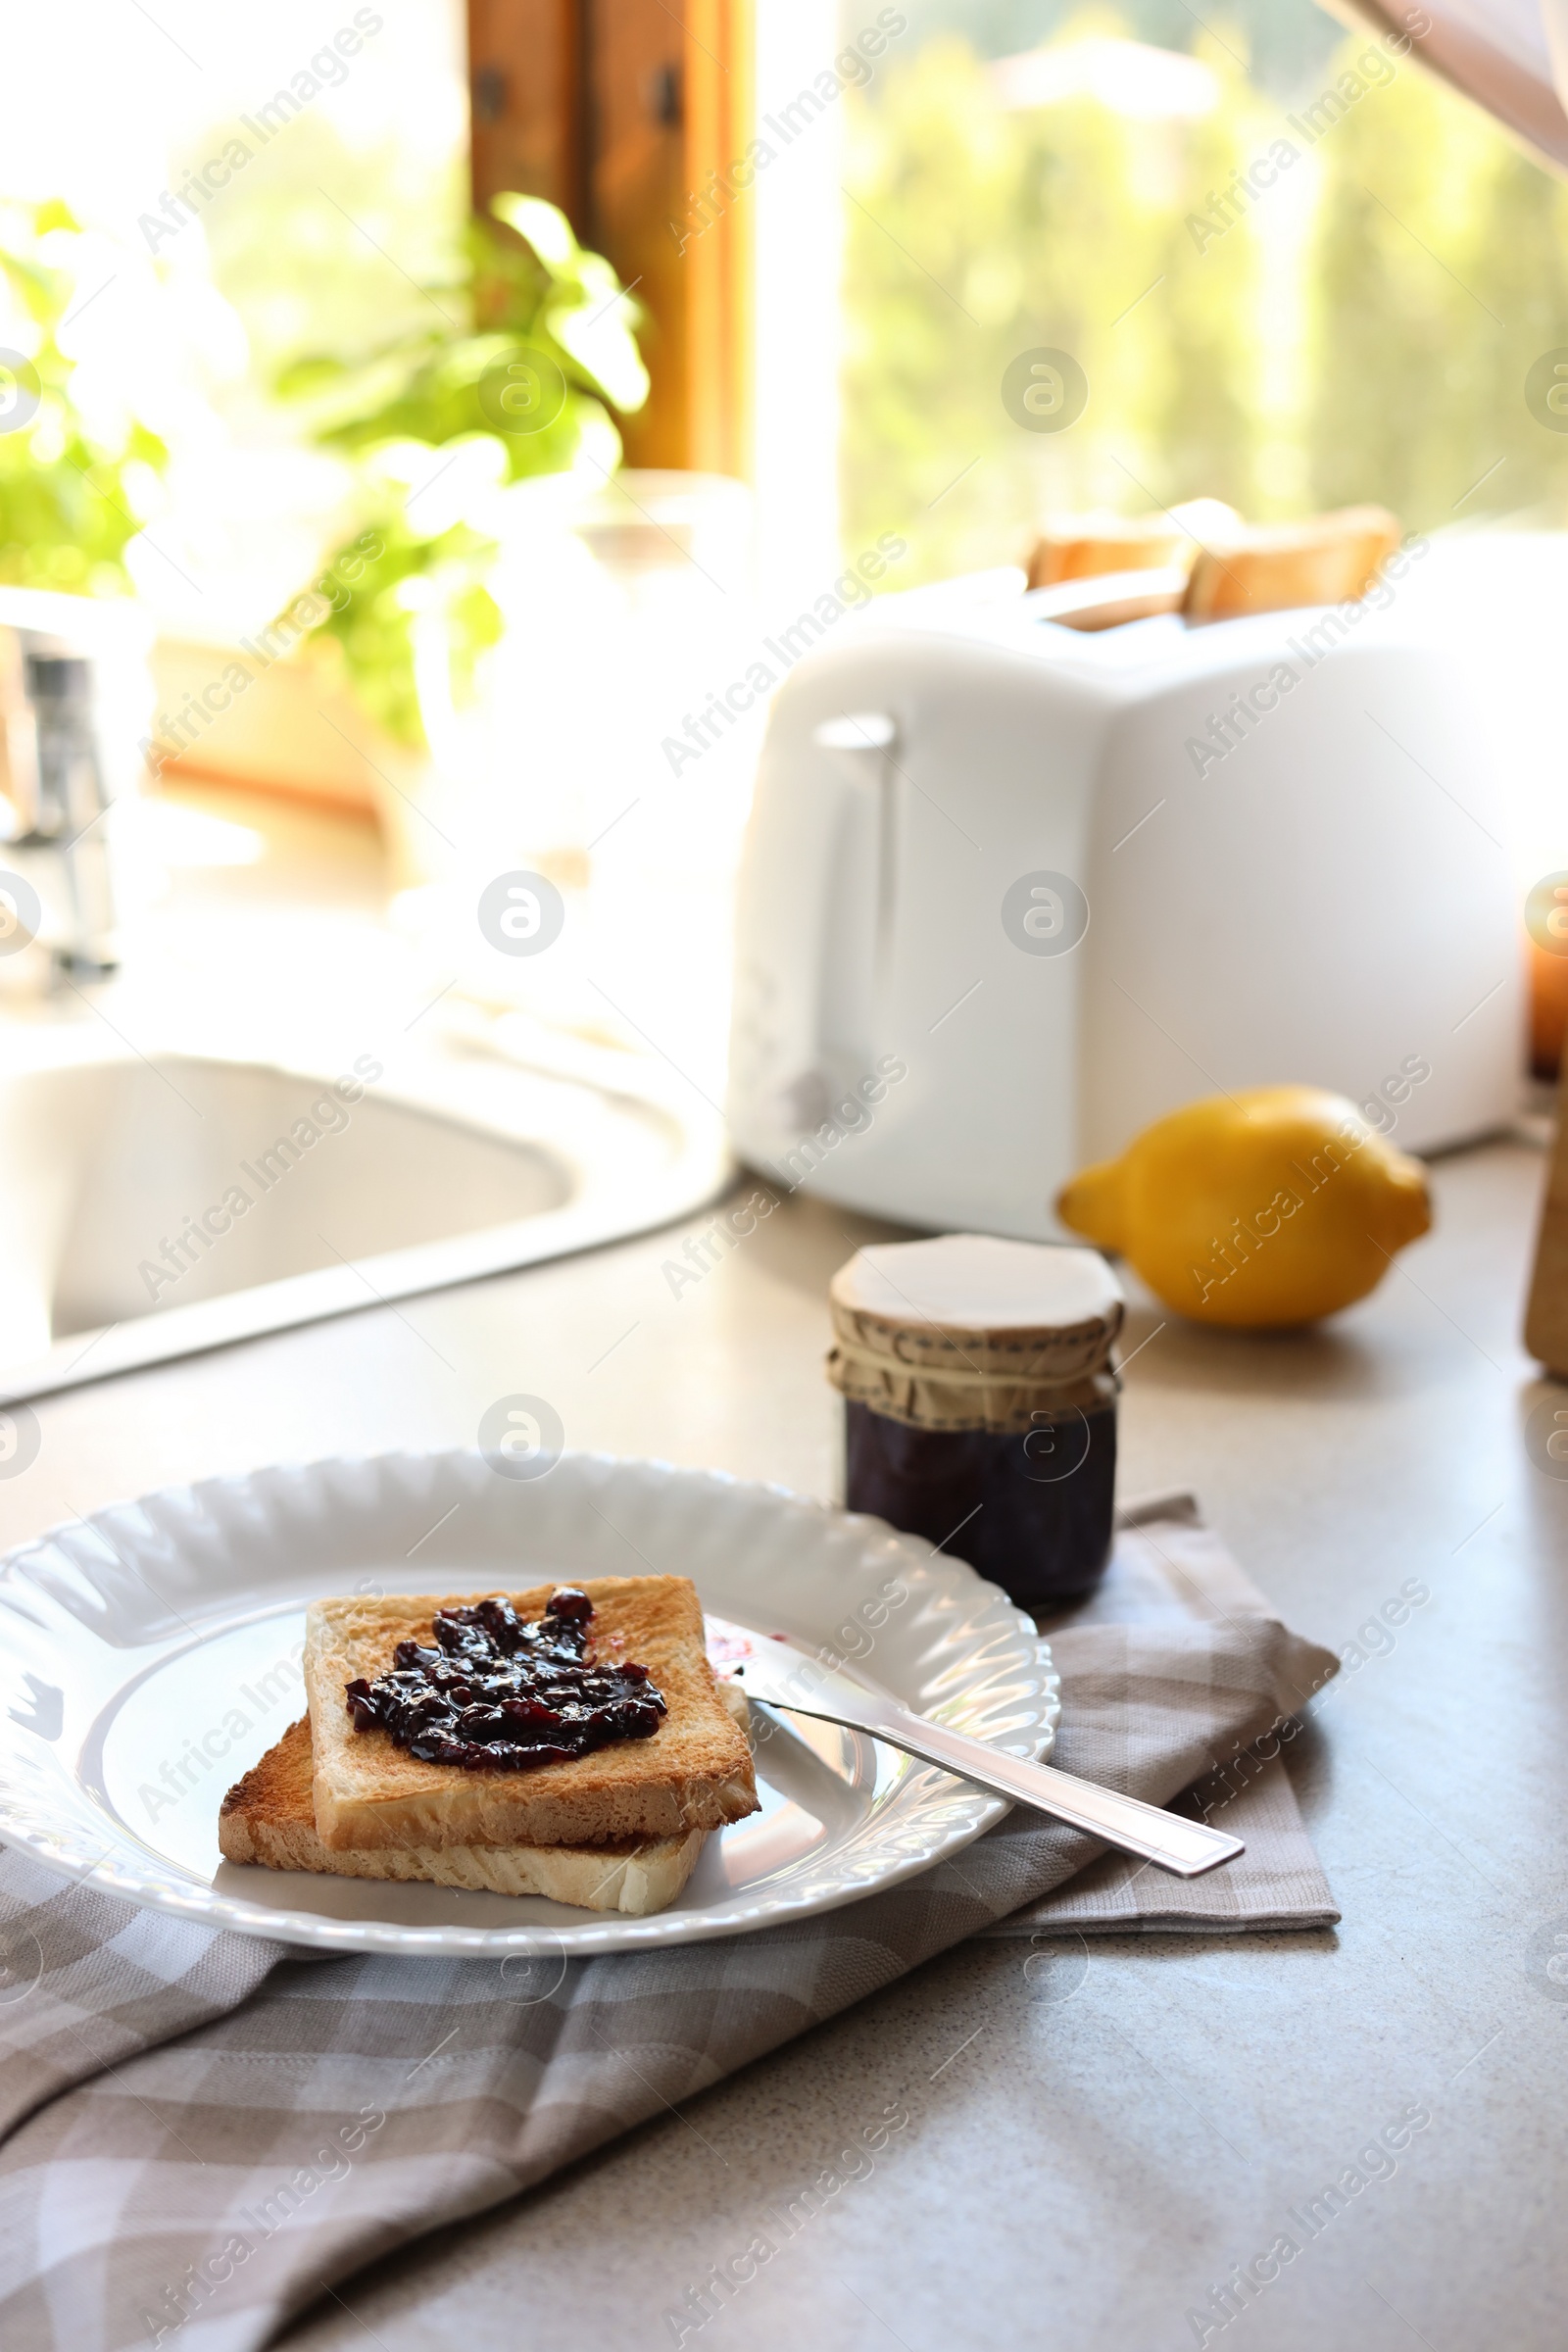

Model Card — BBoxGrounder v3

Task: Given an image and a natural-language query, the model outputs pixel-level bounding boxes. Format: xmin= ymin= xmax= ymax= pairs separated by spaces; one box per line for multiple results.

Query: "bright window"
xmin=839 ymin=0 xmax=1568 ymax=579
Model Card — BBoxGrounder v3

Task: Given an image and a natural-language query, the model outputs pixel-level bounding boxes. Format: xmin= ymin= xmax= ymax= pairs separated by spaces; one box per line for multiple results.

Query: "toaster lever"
xmin=810 ymin=712 xmax=900 ymax=1059
xmin=811 ymin=711 xmax=896 ymax=754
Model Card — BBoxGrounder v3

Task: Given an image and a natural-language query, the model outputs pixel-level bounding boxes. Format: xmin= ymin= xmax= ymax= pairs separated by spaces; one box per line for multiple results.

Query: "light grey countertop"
xmin=5 ymin=1112 xmax=1563 ymax=2349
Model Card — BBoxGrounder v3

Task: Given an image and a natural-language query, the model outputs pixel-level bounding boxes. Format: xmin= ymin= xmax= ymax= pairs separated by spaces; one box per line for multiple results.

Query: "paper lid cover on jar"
xmin=826 ymin=1234 xmax=1124 ymax=1434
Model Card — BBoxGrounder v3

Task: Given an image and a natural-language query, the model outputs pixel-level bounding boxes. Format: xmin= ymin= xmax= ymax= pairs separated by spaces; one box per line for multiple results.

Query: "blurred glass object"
xmin=393 ymin=469 xmax=759 ymax=1094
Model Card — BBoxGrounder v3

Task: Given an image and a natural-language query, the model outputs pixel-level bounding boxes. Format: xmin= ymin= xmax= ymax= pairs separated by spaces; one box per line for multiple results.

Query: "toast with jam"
xmin=218 ymin=1576 xmax=757 ymax=1913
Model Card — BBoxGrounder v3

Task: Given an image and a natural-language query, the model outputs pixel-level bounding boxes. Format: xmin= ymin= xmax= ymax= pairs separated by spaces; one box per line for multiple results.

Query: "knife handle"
xmin=864 ymin=1706 xmax=1242 ymax=1879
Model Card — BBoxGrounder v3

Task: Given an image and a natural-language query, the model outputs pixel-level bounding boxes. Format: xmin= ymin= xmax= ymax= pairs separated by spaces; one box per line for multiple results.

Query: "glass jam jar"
xmin=827 ymin=1233 xmax=1123 ymax=1612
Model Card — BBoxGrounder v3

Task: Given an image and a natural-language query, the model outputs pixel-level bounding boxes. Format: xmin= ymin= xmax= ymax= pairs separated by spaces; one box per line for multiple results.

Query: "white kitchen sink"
xmin=0 ymin=1028 xmax=726 ymax=1400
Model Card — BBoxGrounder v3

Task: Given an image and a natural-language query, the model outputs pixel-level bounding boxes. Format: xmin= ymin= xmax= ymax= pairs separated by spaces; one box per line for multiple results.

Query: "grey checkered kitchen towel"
xmin=0 ymin=1499 xmax=1337 ymax=2352
xmin=986 ymin=1491 xmax=1342 ymax=1936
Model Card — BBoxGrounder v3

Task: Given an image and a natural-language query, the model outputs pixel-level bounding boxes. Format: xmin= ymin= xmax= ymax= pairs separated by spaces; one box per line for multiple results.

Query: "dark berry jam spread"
xmin=344 ymin=1587 xmax=666 ymax=1771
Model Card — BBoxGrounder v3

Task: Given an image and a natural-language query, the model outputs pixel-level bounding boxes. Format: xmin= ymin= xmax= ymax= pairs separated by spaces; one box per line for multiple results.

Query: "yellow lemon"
xmin=1055 ymin=1085 xmax=1431 ymax=1328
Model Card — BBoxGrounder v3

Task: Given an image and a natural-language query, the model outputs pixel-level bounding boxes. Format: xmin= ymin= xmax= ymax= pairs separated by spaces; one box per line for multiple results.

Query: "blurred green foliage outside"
xmin=842 ymin=17 xmax=1568 ymax=581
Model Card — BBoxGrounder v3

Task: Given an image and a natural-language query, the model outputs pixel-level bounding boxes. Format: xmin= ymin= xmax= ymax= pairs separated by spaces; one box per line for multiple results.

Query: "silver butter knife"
xmin=730 ymin=1640 xmax=1243 ymax=1880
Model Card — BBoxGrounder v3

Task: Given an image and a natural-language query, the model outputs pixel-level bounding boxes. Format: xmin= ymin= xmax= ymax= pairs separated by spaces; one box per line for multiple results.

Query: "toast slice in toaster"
xmin=1028 ymin=511 xmax=1185 ymax=588
xmin=304 ymin=1579 xmax=759 ymax=1852
xmin=1027 ymin=499 xmax=1241 ymax=591
xmin=1183 ymin=506 xmax=1400 ymax=619
xmin=219 ymin=1716 xmax=710 ymax=1915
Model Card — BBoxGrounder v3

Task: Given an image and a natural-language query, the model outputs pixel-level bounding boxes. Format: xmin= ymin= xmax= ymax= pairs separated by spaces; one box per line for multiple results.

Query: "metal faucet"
xmin=0 ymin=626 xmax=118 ymax=977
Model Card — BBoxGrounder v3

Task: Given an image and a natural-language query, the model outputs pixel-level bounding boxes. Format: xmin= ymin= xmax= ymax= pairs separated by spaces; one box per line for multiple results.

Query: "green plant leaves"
xmin=0 ymin=198 xmax=171 ymax=596
xmin=281 ymin=191 xmax=647 ymax=746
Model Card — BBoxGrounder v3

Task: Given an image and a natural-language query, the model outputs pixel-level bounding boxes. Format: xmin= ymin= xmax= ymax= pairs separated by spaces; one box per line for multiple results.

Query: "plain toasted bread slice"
xmin=305 ymin=1577 xmax=758 ymax=1851
xmin=1027 ymin=512 xmax=1184 ymax=589
xmin=219 ymin=1717 xmax=710 ymax=1914
xmin=1182 ymin=506 xmax=1400 ymax=619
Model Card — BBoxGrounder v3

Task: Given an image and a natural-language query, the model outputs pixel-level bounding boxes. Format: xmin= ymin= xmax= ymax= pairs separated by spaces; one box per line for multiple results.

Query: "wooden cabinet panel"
xmin=467 ymin=0 xmax=587 ymax=226
xmin=582 ymin=0 xmax=688 ymax=467
xmin=466 ymin=0 xmax=752 ymax=476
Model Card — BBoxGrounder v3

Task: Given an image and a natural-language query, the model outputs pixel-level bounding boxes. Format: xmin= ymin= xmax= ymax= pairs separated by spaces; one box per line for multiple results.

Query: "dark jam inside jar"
xmin=343 ymin=1586 xmax=667 ymax=1771
xmin=844 ymin=1397 xmax=1117 ymax=1611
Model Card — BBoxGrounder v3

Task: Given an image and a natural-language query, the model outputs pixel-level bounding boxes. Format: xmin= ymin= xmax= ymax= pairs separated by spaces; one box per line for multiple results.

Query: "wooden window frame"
xmin=466 ymin=0 xmax=754 ymax=477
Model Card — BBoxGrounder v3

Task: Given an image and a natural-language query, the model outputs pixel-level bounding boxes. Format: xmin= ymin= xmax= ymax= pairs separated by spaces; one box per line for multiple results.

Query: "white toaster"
xmin=726 ymin=562 xmax=1522 ymax=1239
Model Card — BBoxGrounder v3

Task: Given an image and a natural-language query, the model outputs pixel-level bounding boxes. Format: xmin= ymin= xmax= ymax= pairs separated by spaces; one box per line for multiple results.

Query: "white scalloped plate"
xmin=0 ymin=1450 xmax=1058 ymax=1957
